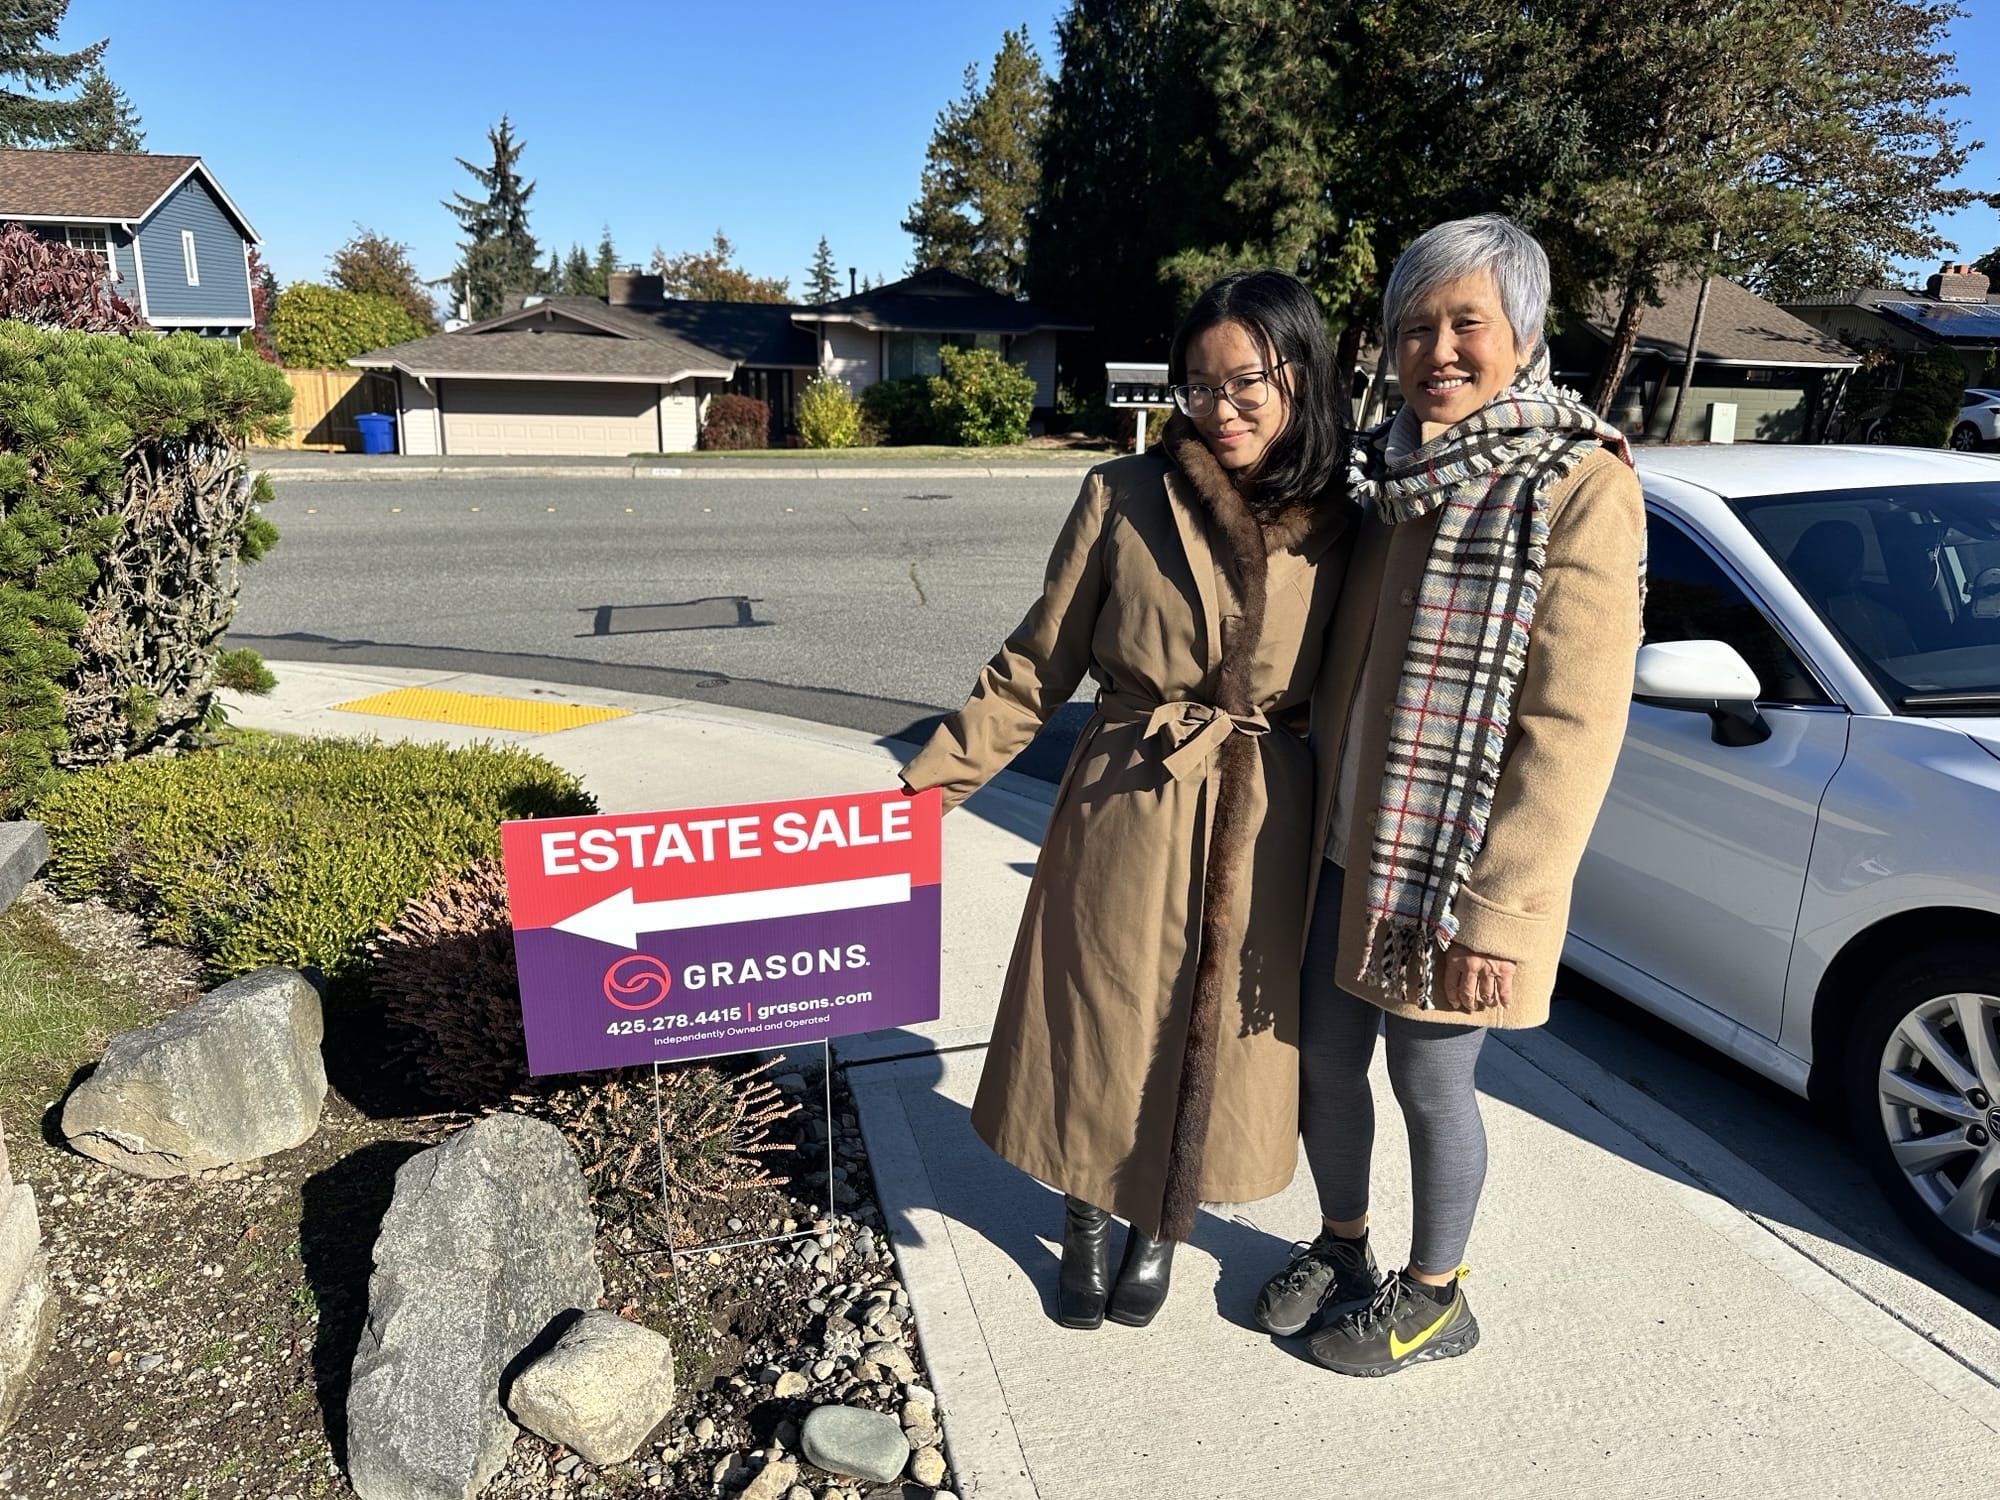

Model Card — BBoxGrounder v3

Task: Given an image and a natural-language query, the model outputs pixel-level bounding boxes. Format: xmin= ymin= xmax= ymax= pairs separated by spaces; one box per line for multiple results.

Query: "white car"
xmin=1569 ymin=445 xmax=2000 ymax=1278
xmin=1954 ymin=389 xmax=2000 ymax=453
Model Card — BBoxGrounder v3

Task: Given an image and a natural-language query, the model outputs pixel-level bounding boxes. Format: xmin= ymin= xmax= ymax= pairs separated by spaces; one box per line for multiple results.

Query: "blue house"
xmin=0 ymin=148 xmax=259 ymax=337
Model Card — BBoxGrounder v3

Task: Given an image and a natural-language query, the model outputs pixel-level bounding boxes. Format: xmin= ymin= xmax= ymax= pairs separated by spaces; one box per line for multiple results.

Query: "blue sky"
xmin=57 ymin=2 xmax=2000 ymax=298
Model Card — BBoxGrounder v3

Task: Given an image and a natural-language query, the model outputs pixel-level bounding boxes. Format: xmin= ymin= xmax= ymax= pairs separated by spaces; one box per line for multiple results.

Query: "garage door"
xmin=441 ymin=380 xmax=657 ymax=456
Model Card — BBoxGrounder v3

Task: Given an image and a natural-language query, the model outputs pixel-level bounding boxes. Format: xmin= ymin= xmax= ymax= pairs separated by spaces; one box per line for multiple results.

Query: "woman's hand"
xmin=1439 ymin=949 xmax=1514 ymax=1012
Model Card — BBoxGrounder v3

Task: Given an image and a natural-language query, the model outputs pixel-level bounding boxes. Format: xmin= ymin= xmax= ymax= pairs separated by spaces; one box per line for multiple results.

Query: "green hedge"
xmin=36 ymin=736 xmax=595 ymax=985
xmin=268 ymin=282 xmax=428 ymax=369
xmin=930 ymin=346 xmax=1037 ymax=446
xmin=0 ymin=322 xmax=290 ymax=813
xmin=1883 ymin=347 xmax=1967 ymax=448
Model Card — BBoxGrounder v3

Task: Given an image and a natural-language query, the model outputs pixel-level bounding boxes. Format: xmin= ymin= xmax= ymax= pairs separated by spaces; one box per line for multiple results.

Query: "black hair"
xmin=1167 ymin=270 xmax=1348 ymax=513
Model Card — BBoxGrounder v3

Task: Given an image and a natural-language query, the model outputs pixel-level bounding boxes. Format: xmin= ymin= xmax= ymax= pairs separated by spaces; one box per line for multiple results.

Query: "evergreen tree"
xmin=1976 ymin=247 xmax=2000 ymax=280
xmin=649 ymin=232 xmax=789 ymax=302
xmin=1027 ymin=0 xmax=1210 ymax=375
xmin=443 ymin=116 xmax=541 ymax=321
xmin=902 ymin=27 xmax=1048 ymax=293
xmin=806 ymin=236 xmax=842 ymax=304
xmin=0 ymin=1 xmax=142 ymax=150
xmin=329 ymin=227 xmax=439 ymax=332
xmin=593 ymin=227 xmax=619 ymax=292
xmin=561 ymin=244 xmax=592 ymax=295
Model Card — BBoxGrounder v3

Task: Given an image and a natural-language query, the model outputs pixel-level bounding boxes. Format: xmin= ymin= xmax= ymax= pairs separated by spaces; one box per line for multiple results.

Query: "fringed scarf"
xmin=1347 ymin=360 xmax=1632 ymax=1009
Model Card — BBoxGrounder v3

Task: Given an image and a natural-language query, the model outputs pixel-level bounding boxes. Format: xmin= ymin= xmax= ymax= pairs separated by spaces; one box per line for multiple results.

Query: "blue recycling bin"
xmin=354 ymin=412 xmax=396 ymax=454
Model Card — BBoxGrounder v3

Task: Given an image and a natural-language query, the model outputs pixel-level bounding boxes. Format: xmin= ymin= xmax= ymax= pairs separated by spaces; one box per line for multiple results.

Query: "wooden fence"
xmin=276 ymin=368 xmax=398 ymax=451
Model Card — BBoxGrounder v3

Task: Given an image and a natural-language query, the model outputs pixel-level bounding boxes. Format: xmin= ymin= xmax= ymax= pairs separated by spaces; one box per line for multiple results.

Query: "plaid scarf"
xmin=1347 ymin=361 xmax=1632 ymax=1008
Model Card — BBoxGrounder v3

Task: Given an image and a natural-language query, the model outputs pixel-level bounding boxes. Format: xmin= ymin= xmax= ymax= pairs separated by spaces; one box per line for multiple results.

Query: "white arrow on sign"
xmin=552 ymin=872 xmax=913 ymax=950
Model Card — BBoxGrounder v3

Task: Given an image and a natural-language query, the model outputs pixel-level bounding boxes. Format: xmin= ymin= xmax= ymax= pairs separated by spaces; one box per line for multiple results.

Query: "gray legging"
xmin=1300 ymin=863 xmax=1489 ymax=1277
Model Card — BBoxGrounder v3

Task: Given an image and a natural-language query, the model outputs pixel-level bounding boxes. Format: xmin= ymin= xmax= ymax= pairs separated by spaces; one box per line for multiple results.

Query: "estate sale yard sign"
xmin=500 ymin=788 xmax=942 ymax=1076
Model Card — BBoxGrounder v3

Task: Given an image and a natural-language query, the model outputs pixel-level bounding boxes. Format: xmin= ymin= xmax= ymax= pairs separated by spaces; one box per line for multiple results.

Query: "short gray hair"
xmin=1382 ymin=215 xmax=1550 ymax=373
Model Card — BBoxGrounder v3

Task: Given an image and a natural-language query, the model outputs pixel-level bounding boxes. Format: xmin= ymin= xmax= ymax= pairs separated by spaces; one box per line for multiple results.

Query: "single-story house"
xmin=0 ymin=147 xmax=259 ymax=337
xmin=1552 ymin=276 xmax=1860 ymax=442
xmin=1782 ymin=265 xmax=2000 ymax=389
xmin=349 ymin=267 xmax=1091 ymax=456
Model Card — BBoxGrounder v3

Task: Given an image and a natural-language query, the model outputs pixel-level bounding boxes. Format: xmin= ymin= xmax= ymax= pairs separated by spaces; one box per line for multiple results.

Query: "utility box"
xmin=1106 ymin=362 xmax=1172 ymax=454
xmin=1706 ymin=402 xmax=1738 ymax=444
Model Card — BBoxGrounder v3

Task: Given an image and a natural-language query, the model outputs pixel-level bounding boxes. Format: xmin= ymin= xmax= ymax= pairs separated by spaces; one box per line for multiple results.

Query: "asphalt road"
xmin=231 ymin=473 xmax=1095 ymax=777
xmin=232 ymin=472 xmax=2000 ymax=1341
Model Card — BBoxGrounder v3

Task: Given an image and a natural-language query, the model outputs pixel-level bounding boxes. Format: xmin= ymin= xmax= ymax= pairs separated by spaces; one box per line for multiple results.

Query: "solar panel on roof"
xmin=1877 ymin=301 xmax=2000 ymax=340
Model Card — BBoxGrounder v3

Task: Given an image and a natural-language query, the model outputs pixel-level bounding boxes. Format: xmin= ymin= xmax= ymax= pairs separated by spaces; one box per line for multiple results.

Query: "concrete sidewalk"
xmin=225 ymin=661 xmax=2000 ymax=1500
xmin=250 ymin=449 xmax=1105 ymax=483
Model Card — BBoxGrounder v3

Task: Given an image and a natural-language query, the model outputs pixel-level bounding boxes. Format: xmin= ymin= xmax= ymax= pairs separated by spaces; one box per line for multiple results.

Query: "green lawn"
xmin=0 ymin=901 xmax=152 ymax=1124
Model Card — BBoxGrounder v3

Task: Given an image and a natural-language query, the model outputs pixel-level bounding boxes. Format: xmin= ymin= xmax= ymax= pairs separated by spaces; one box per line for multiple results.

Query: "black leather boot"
xmin=1107 ymin=1225 xmax=1176 ymax=1327
xmin=1057 ymin=1196 xmax=1113 ymax=1329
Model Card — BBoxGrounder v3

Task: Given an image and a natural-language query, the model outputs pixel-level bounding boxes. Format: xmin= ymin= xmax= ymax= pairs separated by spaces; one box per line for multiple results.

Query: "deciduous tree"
xmin=903 ymin=27 xmax=1048 ymax=293
xmin=649 ymin=232 xmax=789 ymax=303
xmin=444 ymin=116 xmax=541 ymax=321
xmin=268 ymin=283 xmax=427 ymax=369
xmin=329 ymin=227 xmax=439 ymax=332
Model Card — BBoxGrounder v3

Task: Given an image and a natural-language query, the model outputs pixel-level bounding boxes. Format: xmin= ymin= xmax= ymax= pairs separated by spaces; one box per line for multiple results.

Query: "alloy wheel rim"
xmin=1952 ymin=426 xmax=1978 ymax=451
xmin=1877 ymin=990 xmax=2000 ymax=1256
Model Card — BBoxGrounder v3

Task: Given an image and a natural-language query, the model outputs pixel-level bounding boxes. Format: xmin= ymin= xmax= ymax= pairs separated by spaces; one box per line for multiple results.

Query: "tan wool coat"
xmin=902 ymin=428 xmax=1349 ymax=1238
xmin=1309 ymin=440 xmax=1645 ymax=1029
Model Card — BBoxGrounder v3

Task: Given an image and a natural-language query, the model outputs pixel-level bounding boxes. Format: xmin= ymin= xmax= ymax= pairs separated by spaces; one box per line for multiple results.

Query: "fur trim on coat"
xmin=1156 ymin=414 xmax=1333 ymax=1241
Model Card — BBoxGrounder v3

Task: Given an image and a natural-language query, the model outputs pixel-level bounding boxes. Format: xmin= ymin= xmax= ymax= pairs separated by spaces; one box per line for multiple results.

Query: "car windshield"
xmin=1731 ymin=481 xmax=2000 ymax=710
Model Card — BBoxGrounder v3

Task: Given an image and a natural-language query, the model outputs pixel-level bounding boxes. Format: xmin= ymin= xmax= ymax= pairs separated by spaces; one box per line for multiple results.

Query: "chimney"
xmin=607 ymin=270 xmax=666 ymax=307
xmin=1926 ymin=263 xmax=1991 ymax=302
xmin=848 ymin=267 xmax=857 ymax=297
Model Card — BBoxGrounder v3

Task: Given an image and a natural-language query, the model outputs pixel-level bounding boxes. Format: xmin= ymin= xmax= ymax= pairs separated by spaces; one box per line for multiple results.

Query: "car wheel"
xmin=1864 ymin=419 xmax=1889 ymax=444
xmin=1951 ymin=422 xmax=1983 ymax=452
xmin=1844 ymin=944 xmax=2000 ymax=1281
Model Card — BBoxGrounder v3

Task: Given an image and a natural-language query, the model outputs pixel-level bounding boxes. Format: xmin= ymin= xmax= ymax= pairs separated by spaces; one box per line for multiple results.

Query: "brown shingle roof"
xmin=1584 ymin=277 xmax=1857 ymax=366
xmin=0 ymin=148 xmax=201 ymax=220
xmin=349 ymin=327 xmax=733 ymax=381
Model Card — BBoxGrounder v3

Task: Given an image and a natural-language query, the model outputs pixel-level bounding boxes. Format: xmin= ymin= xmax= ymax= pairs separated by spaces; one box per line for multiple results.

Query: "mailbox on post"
xmin=1106 ymin=362 xmax=1172 ymax=455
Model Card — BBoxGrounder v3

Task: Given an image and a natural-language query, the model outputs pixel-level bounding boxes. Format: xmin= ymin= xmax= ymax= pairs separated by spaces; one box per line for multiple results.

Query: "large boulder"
xmin=0 ymin=1127 xmax=56 ymax=1437
xmin=507 ymin=1309 xmax=675 ymax=1465
xmin=0 ymin=822 xmax=46 ymax=918
xmin=347 ymin=1113 xmax=602 ymax=1500
xmin=800 ymin=1404 xmax=912 ymax=1485
xmin=59 ymin=966 xmax=327 ymax=1178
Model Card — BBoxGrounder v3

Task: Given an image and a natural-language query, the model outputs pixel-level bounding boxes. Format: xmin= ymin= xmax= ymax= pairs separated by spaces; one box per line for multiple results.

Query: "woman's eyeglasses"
xmin=1169 ymin=361 xmax=1290 ymax=419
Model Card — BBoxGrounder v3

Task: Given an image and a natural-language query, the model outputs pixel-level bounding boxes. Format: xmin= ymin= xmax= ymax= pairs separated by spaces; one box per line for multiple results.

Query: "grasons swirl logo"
xmin=602 ymin=954 xmax=673 ymax=1012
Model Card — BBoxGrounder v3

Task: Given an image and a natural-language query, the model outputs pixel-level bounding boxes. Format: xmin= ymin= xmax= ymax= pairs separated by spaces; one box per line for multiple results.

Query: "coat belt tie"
xmin=1099 ymin=693 xmax=1271 ymax=783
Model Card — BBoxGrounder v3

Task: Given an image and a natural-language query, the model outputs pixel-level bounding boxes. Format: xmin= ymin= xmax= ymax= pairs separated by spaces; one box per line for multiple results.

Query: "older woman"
xmin=1252 ymin=216 xmax=1645 ymax=1375
xmin=902 ymin=271 xmax=1350 ymax=1329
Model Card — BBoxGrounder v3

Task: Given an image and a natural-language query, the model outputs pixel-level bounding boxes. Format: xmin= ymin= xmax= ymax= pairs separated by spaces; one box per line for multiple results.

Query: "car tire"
xmin=1863 ymin=419 xmax=1889 ymax=444
xmin=1843 ymin=943 xmax=2000 ymax=1283
xmin=1951 ymin=422 xmax=1983 ymax=452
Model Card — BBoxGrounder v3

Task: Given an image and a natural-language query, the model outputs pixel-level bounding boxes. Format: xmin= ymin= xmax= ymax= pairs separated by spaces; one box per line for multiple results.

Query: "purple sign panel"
xmin=500 ymin=789 xmax=943 ymax=1076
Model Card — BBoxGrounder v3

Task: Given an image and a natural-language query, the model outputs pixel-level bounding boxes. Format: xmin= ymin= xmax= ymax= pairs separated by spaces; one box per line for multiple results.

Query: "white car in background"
xmin=1954 ymin=389 xmax=2000 ymax=453
xmin=1570 ymin=445 xmax=2000 ymax=1279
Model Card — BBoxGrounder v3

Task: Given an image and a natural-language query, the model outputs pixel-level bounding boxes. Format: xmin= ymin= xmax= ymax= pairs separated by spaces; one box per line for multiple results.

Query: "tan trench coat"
xmin=902 ymin=450 xmax=1348 ymax=1234
xmin=1308 ymin=441 xmax=1646 ymax=1028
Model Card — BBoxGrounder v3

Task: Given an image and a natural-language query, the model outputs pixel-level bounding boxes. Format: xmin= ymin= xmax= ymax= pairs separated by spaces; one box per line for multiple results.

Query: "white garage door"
xmin=441 ymin=380 xmax=657 ymax=456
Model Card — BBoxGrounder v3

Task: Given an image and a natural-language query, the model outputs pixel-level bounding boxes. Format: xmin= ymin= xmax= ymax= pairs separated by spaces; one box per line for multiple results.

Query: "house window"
xmin=181 ymin=229 xmax=200 ymax=286
xmin=65 ymin=225 xmax=112 ymax=272
xmin=883 ymin=331 xmax=1004 ymax=381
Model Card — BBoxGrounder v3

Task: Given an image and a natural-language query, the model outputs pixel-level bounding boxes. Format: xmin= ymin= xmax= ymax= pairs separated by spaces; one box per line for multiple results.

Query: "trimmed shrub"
xmin=267 ymin=281 xmax=428 ymax=368
xmin=212 ymin=647 xmax=276 ymax=695
xmin=858 ymin=375 xmax=942 ymax=446
xmin=0 ymin=224 xmax=144 ymax=334
xmin=795 ymin=373 xmax=862 ymax=449
xmin=0 ymin=322 xmax=291 ymax=812
xmin=35 ymin=735 xmax=594 ymax=985
xmin=700 ymin=393 xmax=769 ymax=450
xmin=1882 ymin=347 xmax=1969 ymax=448
xmin=929 ymin=345 xmax=1037 ymax=446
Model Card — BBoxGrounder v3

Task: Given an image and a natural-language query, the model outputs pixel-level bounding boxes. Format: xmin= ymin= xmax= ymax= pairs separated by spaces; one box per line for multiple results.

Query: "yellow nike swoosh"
xmin=1387 ymin=1301 xmax=1456 ymax=1361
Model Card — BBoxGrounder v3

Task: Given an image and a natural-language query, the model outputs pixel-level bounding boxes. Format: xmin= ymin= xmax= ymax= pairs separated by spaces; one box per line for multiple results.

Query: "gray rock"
xmin=0 ymin=822 xmax=46 ymax=919
xmin=740 ymin=1460 xmax=799 ymax=1500
xmin=773 ymin=1370 xmax=810 ymax=1399
xmin=347 ymin=1114 xmax=602 ymax=1500
xmin=692 ymin=1416 xmax=717 ymax=1444
xmin=59 ymin=967 xmax=327 ymax=1179
xmin=0 ymin=1246 xmax=55 ymax=1437
xmin=861 ymin=1341 xmax=916 ymax=1382
xmin=799 ymin=1405 xmax=910 ymax=1485
xmin=0 ymin=1183 xmax=41 ymax=1319
xmin=508 ymin=1310 xmax=675 ymax=1466
xmin=908 ymin=1446 xmax=947 ymax=1488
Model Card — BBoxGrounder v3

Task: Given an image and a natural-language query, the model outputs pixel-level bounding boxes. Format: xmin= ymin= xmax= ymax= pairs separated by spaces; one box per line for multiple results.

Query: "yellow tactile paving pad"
xmin=329 ymin=688 xmax=631 ymax=734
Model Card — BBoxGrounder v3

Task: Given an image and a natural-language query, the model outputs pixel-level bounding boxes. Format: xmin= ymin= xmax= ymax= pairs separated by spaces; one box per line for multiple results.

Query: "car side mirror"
xmin=1633 ymin=640 xmax=1772 ymax=747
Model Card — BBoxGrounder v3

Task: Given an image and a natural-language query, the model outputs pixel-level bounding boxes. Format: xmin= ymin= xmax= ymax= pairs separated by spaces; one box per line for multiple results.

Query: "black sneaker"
xmin=1308 ymin=1268 xmax=1478 ymax=1376
xmin=1253 ymin=1230 xmax=1380 ymax=1336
